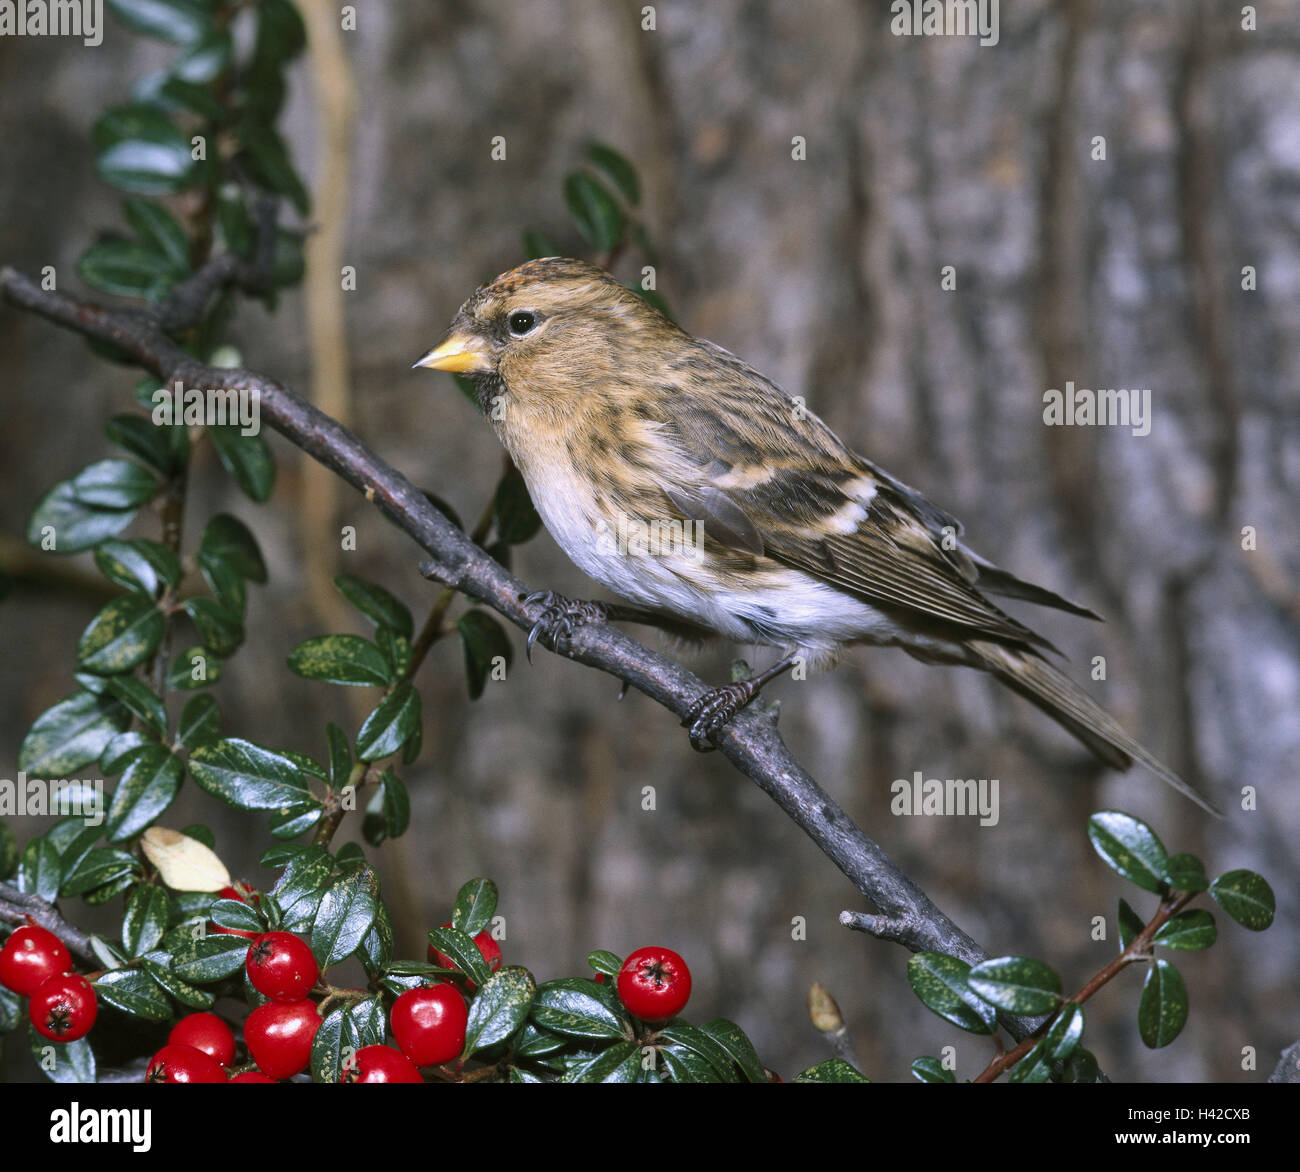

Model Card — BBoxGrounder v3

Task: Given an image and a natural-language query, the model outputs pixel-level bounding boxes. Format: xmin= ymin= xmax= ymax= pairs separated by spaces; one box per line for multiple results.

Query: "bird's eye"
xmin=507 ymin=310 xmax=537 ymax=335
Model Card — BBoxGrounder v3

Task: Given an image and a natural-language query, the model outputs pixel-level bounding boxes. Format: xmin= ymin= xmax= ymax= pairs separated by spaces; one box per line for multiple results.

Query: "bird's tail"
xmin=970 ymin=641 xmax=1222 ymax=816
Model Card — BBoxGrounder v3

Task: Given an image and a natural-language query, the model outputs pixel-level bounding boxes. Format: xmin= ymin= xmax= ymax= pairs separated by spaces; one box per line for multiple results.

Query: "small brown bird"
xmin=416 ymin=257 xmax=1218 ymax=814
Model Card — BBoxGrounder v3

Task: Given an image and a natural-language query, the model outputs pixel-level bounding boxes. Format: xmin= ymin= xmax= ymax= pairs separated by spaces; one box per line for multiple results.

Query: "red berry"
xmin=246 ymin=932 xmax=319 ymax=1002
xmin=211 ymin=885 xmax=259 ymax=940
xmin=616 ymin=946 xmax=692 ymax=1022
xmin=29 ymin=973 xmax=98 ymax=1042
xmin=168 ymin=1012 xmax=235 ymax=1068
xmin=427 ymin=922 xmax=503 ymax=987
xmin=341 ymin=1044 xmax=423 ymax=1083
xmin=244 ymin=999 xmax=320 ymax=1080
xmin=390 ymin=984 xmax=467 ymax=1067
xmin=230 ymin=1071 xmax=278 ymax=1083
xmin=146 ymin=1043 xmax=227 ymax=1083
xmin=0 ymin=922 xmax=72 ymax=996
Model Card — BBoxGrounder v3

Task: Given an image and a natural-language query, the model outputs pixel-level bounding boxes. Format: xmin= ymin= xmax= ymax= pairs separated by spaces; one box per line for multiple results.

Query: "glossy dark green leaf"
xmin=359 ymin=900 xmax=393 ymax=977
xmin=176 ymin=693 xmax=221 ymax=750
xmin=457 ymin=611 xmax=512 ymax=701
xmin=106 ymin=0 xmax=211 ymax=45
xmin=1087 ymin=811 xmax=1169 ymax=894
xmin=239 ymin=121 xmax=309 ymax=214
xmin=157 ymin=75 xmax=226 ymax=120
xmin=28 ymin=1028 xmax=96 ymax=1083
xmin=61 ymin=848 xmax=138 ymax=896
xmin=287 ymin=635 xmax=392 ymax=687
xmin=465 ymin=965 xmax=536 ymax=1056
xmin=71 ymin=459 xmax=160 ymax=510
xmin=199 ymin=514 xmax=267 ymax=582
xmin=910 ymin=1056 xmax=957 ymax=1083
xmin=19 ymin=691 xmax=130 ymax=776
xmin=906 ymin=952 xmax=997 ymax=1034
xmin=122 ymin=884 xmax=170 ymax=955
xmin=177 ymin=824 xmax=215 ymax=850
xmin=93 ymin=105 xmax=194 ymax=195
xmin=209 ymin=897 xmax=262 ymax=934
xmin=101 ymin=733 xmax=156 ymax=780
xmin=77 ymin=240 xmax=178 ymax=300
xmin=658 ymin=1024 xmax=739 ymax=1082
xmin=94 ymin=536 xmax=181 ymax=595
xmin=493 ymin=463 xmax=542 ymax=544
xmin=104 ymin=676 xmax=167 ymax=736
xmin=586 ymin=949 xmax=621 ymax=978
xmin=562 ymin=1041 xmax=641 ymax=1083
xmin=312 ymin=872 xmax=377 ymax=967
xmin=17 ymin=837 xmax=62 ymax=902
xmin=452 ymin=877 xmax=498 ymax=937
xmin=1118 ymin=898 xmax=1144 ymax=952
xmin=206 ymin=426 xmax=276 ymax=502
xmin=426 ymin=925 xmax=491 ymax=989
xmin=967 ymin=956 xmax=1063 ymax=1015
xmin=1153 ymin=909 xmax=1217 ymax=951
xmin=1007 ymin=1040 xmax=1052 ymax=1083
xmin=180 ymin=598 xmax=243 ymax=657
xmin=26 ymin=479 xmax=136 ymax=553
xmin=188 ymin=737 xmax=308 ymax=810
xmin=1059 ymin=1047 xmax=1101 ymax=1083
xmin=375 ymin=628 xmax=412 ymax=679
xmin=174 ymin=27 xmax=230 ymax=82
xmin=93 ymin=967 xmax=171 ymax=1021
xmin=1210 ymin=870 xmax=1276 ymax=931
xmin=166 ymin=646 xmax=222 ymax=689
xmin=1043 ymin=1002 xmax=1085 ymax=1061
xmin=122 ymin=197 xmax=190 ymax=272
xmin=699 ymin=1018 xmax=766 ymax=1082
xmin=531 ymin=978 xmax=631 ymax=1041
xmin=89 ymin=936 xmax=128 ymax=971
xmin=198 ymin=548 xmax=246 ymax=617
xmin=331 ymin=574 xmax=414 ymax=639
xmin=586 ymin=142 xmax=640 ymax=205
xmin=326 ymin=723 xmax=351 ymax=787
xmin=793 ymin=1058 xmax=870 ymax=1083
xmin=354 ymin=682 xmax=421 ymax=761
xmin=563 ymin=171 xmax=624 ymax=252
xmin=362 ymin=769 xmax=409 ymax=846
xmin=271 ymin=845 xmax=333 ymax=928
xmin=77 ymin=595 xmax=164 ymax=674
xmin=140 ymin=955 xmax=213 ymax=1009
xmin=169 ymin=933 xmax=250 ymax=982
xmin=1138 ymin=958 xmax=1189 ymax=1048
xmin=106 ymin=745 xmax=183 ymax=842
xmin=310 ymin=1003 xmax=349 ymax=1084
xmin=1162 ymin=852 xmax=1209 ymax=893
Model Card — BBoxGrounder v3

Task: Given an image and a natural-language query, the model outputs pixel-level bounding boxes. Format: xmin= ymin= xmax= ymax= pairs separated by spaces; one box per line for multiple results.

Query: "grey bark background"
xmin=2 ymin=0 xmax=1296 ymax=1081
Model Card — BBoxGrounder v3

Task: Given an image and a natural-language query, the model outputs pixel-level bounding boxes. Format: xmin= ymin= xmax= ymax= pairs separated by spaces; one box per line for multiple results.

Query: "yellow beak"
xmin=412 ymin=331 xmax=492 ymax=374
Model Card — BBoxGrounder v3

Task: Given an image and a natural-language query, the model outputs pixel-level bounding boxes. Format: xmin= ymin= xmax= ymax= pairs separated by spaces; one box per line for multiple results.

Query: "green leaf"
xmin=911 ymin=1056 xmax=957 ymax=1083
xmin=359 ymin=900 xmax=393 ymax=977
xmin=28 ymin=1028 xmax=96 ymax=1083
xmin=207 ymin=426 xmax=276 ymax=502
xmin=26 ymin=479 xmax=135 ymax=553
xmin=333 ymin=574 xmax=414 ymax=639
xmin=198 ymin=548 xmax=246 ymax=617
xmin=61 ymin=848 xmax=138 ymax=896
xmin=376 ymin=628 xmax=412 ymax=679
xmin=210 ymin=897 xmax=263 ymax=934
xmin=586 ymin=949 xmax=621 ymax=979
xmin=1138 ymin=958 xmax=1189 ymax=1048
xmin=426 ymin=925 xmax=491 ymax=989
xmin=94 ymin=536 xmax=181 ymax=595
xmin=77 ymin=240 xmax=179 ymax=300
xmin=271 ymin=846 xmax=333 ymax=930
xmin=93 ymin=967 xmax=171 ymax=1021
xmin=238 ymin=121 xmax=310 ymax=214
xmin=89 ymin=936 xmax=128 ymax=971
xmin=157 ymin=75 xmax=226 ymax=121
xmin=1059 ymin=1047 xmax=1100 ymax=1083
xmin=563 ymin=171 xmax=624 ymax=253
xmin=310 ymin=1003 xmax=348 ymax=1083
xmin=166 ymin=646 xmax=222 ymax=689
xmin=1153 ymin=909 xmax=1217 ymax=951
xmin=452 ymin=877 xmax=498 ymax=937
xmin=1163 ymin=852 xmax=1209 ymax=893
xmin=84 ymin=871 xmax=137 ymax=905
xmin=354 ymin=683 xmax=421 ymax=760
xmin=1210 ymin=870 xmax=1275 ymax=931
xmin=562 ymin=1041 xmax=641 ymax=1083
xmin=287 ymin=635 xmax=393 ymax=687
xmin=362 ymin=769 xmax=409 ymax=846
xmin=71 ymin=458 xmax=160 ymax=510
xmin=122 ymin=197 xmax=191 ymax=272
xmin=17 ymin=837 xmax=62 ymax=901
xmin=521 ymin=228 xmax=559 ymax=260
xmin=177 ymin=824 xmax=215 ymax=849
xmin=326 ymin=723 xmax=351 ymax=786
xmin=140 ymin=955 xmax=214 ymax=1009
xmin=493 ymin=463 xmax=542 ymax=544
xmin=199 ymin=514 xmax=267 ymax=581
xmin=699 ymin=1019 xmax=767 ymax=1082
xmin=1087 ymin=811 xmax=1169 ymax=894
xmin=1117 ymin=898 xmax=1144 ymax=952
xmin=188 ymin=738 xmax=309 ymax=810
xmin=20 ymin=691 xmax=130 ymax=776
xmin=0 ymin=820 xmax=16 ymax=880
xmin=122 ymin=884 xmax=170 ymax=955
xmin=176 ymin=693 xmax=221 ymax=750
xmin=174 ymin=28 xmax=231 ymax=83
xmin=169 ymin=933 xmax=250 ymax=982
xmin=1007 ymin=1040 xmax=1052 ymax=1083
xmin=77 ymin=595 xmax=165 ymax=674
xmin=311 ymin=872 xmax=378 ymax=967
xmin=586 ymin=142 xmax=640 ymax=205
xmin=104 ymin=676 xmax=167 ymax=736
xmin=1043 ymin=1002 xmax=1085 ymax=1062
xmin=531 ymin=978 xmax=631 ymax=1041
xmin=967 ymin=956 xmax=1063 ymax=1016
xmin=658 ymin=1024 xmax=741 ymax=1082
xmin=0 ymin=986 xmax=20 ymax=1030
xmin=465 ymin=965 xmax=537 ymax=1056
xmin=906 ymin=952 xmax=997 ymax=1034
xmin=181 ymin=597 xmax=243 ymax=657
xmin=457 ymin=611 xmax=512 ymax=701
xmin=106 ymin=0 xmax=212 ymax=45
xmin=93 ymin=104 xmax=195 ymax=195
xmin=106 ymin=745 xmax=183 ymax=842
xmin=793 ymin=1058 xmax=870 ymax=1083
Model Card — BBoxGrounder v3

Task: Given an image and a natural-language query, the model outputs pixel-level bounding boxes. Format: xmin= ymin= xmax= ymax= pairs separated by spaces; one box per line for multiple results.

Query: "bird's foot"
xmin=682 ymin=680 xmax=762 ymax=751
xmin=522 ymin=591 xmax=608 ymax=662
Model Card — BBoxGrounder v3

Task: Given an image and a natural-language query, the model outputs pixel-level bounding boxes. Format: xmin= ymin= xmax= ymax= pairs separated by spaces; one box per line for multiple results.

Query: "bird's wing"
xmin=648 ymin=344 xmax=1091 ymax=648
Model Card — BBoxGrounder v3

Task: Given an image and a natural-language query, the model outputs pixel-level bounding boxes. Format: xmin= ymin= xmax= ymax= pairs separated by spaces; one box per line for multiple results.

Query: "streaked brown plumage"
xmin=416 ymin=257 xmax=1218 ymax=814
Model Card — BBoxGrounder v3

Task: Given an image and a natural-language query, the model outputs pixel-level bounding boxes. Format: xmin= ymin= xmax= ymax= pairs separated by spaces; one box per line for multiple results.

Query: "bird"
xmin=414 ymin=257 xmax=1219 ymax=815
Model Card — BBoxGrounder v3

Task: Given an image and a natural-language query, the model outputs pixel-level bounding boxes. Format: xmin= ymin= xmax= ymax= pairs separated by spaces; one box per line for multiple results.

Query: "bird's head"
xmin=414 ymin=257 xmax=682 ymax=423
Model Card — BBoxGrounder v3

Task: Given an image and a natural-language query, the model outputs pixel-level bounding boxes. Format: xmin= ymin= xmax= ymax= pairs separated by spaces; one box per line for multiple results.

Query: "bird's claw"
xmin=682 ymin=681 xmax=759 ymax=751
xmin=522 ymin=591 xmax=608 ymax=662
